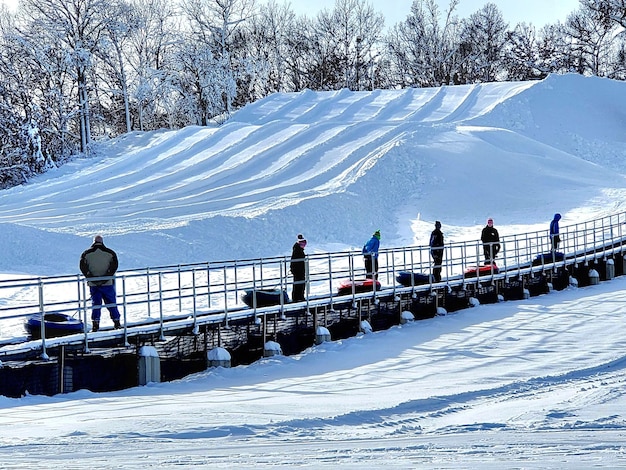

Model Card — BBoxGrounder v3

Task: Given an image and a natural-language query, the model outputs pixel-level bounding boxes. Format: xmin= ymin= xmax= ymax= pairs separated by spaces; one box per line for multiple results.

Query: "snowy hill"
xmin=3 ymin=74 xmax=626 ymax=468
xmin=0 ymin=73 xmax=625 ymax=275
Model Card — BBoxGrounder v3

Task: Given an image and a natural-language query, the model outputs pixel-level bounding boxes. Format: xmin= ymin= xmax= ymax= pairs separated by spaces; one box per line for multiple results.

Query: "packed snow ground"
xmin=1 ymin=73 xmax=626 ymax=467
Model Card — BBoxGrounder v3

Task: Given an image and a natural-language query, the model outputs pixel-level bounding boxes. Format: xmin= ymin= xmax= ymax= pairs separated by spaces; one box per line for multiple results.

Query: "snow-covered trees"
xmin=385 ymin=0 xmax=461 ymax=87
xmin=0 ymin=0 xmax=625 ymax=188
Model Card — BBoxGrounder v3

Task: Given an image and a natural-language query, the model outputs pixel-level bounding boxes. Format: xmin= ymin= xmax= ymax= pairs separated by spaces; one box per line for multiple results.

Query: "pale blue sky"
xmin=292 ymin=0 xmax=581 ymax=28
xmin=0 ymin=0 xmax=581 ymax=28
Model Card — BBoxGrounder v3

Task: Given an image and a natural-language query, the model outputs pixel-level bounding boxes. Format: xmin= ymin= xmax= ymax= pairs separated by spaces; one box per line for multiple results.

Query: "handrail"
xmin=1 ymin=211 xmax=625 ymax=358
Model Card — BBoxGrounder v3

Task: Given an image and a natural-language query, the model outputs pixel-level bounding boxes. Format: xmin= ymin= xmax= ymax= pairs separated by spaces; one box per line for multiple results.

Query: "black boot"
xmin=113 ymin=320 xmax=121 ymax=329
xmin=92 ymin=321 xmax=100 ymax=332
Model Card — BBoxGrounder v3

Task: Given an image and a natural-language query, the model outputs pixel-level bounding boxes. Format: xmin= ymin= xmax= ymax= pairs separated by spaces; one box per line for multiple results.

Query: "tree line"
xmin=0 ymin=0 xmax=624 ymax=189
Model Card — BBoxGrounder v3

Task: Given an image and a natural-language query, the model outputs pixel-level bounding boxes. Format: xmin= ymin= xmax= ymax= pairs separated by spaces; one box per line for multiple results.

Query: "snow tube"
xmin=396 ymin=271 xmax=432 ymax=287
xmin=464 ymin=263 xmax=499 ymax=278
xmin=337 ymin=279 xmax=381 ymax=296
xmin=532 ymin=251 xmax=565 ymax=266
xmin=25 ymin=313 xmax=85 ymax=339
xmin=241 ymin=289 xmax=289 ymax=308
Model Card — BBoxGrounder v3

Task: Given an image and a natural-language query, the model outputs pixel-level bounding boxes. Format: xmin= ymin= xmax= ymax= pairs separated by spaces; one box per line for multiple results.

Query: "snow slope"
xmin=1 ymin=73 xmax=626 ymax=468
xmin=0 ymin=74 xmax=625 ymax=275
xmin=2 ymin=278 xmax=626 ymax=468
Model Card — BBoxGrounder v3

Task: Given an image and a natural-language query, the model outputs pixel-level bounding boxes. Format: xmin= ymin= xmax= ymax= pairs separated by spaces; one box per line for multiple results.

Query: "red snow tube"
xmin=464 ymin=263 xmax=499 ymax=278
xmin=337 ymin=279 xmax=381 ymax=296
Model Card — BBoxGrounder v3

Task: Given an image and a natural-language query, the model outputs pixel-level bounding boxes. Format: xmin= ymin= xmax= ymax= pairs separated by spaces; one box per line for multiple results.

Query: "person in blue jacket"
xmin=362 ymin=230 xmax=380 ymax=279
xmin=550 ymin=213 xmax=561 ymax=250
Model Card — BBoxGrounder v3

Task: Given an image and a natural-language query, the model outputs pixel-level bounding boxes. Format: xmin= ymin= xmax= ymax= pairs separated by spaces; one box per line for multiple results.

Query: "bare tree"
xmin=581 ymin=0 xmax=626 ymax=29
xmin=458 ymin=2 xmax=508 ymax=83
xmin=315 ymin=0 xmax=384 ymax=91
xmin=503 ymin=23 xmax=546 ymax=80
xmin=563 ymin=3 xmax=618 ymax=76
xmin=385 ymin=0 xmax=461 ymax=87
xmin=243 ymin=1 xmax=296 ymax=95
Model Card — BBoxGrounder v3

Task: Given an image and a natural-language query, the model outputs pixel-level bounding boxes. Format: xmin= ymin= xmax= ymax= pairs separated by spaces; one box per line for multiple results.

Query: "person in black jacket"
xmin=429 ymin=221 xmax=444 ymax=282
xmin=481 ymin=217 xmax=500 ymax=263
xmin=290 ymin=234 xmax=307 ymax=302
xmin=80 ymin=235 xmax=122 ymax=332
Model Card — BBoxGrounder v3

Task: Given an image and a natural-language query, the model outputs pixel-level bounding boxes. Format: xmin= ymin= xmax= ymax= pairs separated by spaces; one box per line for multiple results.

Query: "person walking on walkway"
xmin=80 ymin=235 xmax=122 ymax=332
xmin=550 ymin=213 xmax=561 ymax=250
xmin=481 ymin=217 xmax=500 ymax=263
xmin=290 ymin=234 xmax=308 ymax=302
xmin=430 ymin=221 xmax=444 ymax=282
xmin=362 ymin=230 xmax=381 ymax=279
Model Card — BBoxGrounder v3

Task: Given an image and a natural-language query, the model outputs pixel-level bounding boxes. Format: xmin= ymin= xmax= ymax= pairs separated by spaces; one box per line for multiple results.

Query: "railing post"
xmin=279 ymin=259 xmax=286 ymax=318
xmin=206 ymin=262 xmax=211 ymax=309
xmin=602 ymin=217 xmax=607 ymax=261
xmin=233 ymin=260 xmax=239 ymax=304
xmin=38 ymin=278 xmax=49 ymax=360
xmin=391 ymin=250 xmax=398 ymax=300
xmin=121 ymin=275 xmax=129 ymax=346
xmin=76 ymin=274 xmax=83 ymax=323
xmin=177 ymin=265 xmax=183 ymax=312
xmin=252 ymin=264 xmax=258 ymax=312
xmin=146 ymin=268 xmax=152 ymax=318
xmin=349 ymin=253 xmax=357 ymax=307
xmin=327 ymin=253 xmax=334 ymax=315
xmin=192 ymin=268 xmax=198 ymax=333
xmin=223 ymin=265 xmax=229 ymax=327
xmin=81 ymin=279 xmax=90 ymax=353
xmin=191 ymin=268 xmax=198 ymax=315
xmin=158 ymin=273 xmax=165 ymax=341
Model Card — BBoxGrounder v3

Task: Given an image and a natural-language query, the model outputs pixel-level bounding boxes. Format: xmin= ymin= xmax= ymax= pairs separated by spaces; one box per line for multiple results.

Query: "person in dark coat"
xmin=550 ymin=213 xmax=561 ymax=250
xmin=290 ymin=234 xmax=307 ymax=302
xmin=362 ymin=230 xmax=381 ymax=279
xmin=79 ymin=235 xmax=121 ymax=332
xmin=481 ymin=217 xmax=500 ymax=263
xmin=429 ymin=221 xmax=444 ymax=282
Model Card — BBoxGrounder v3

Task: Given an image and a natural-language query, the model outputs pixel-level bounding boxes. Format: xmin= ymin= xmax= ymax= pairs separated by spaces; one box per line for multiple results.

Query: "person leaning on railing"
xmin=79 ymin=235 xmax=122 ymax=332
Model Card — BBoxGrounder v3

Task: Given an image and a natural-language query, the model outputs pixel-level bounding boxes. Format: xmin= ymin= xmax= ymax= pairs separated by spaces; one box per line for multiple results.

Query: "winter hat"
xmin=435 ymin=221 xmax=441 ymax=229
xmin=297 ymin=233 xmax=307 ymax=244
xmin=373 ymin=230 xmax=381 ymax=239
xmin=93 ymin=234 xmax=104 ymax=244
xmin=487 ymin=217 xmax=493 ymax=225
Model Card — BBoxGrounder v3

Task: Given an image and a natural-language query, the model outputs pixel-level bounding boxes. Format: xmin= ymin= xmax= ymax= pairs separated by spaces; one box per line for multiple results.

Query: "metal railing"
xmin=1 ymin=211 xmax=625 ymax=359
